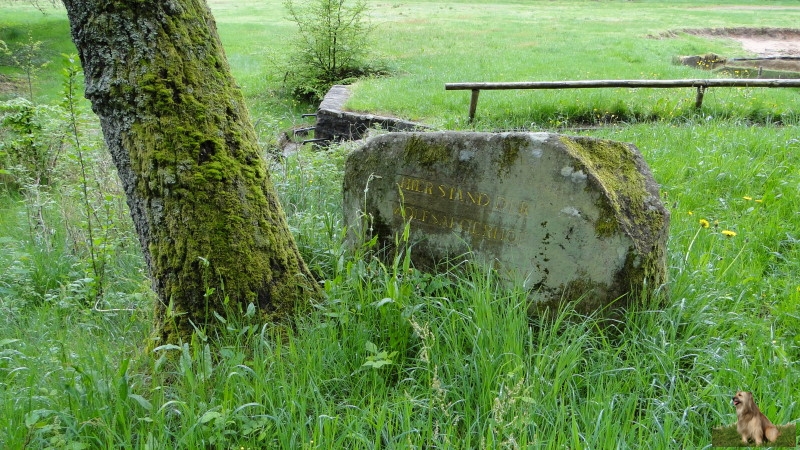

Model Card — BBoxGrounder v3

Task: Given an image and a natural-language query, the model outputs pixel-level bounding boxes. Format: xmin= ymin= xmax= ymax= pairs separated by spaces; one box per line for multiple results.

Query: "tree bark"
xmin=62 ymin=0 xmax=321 ymax=343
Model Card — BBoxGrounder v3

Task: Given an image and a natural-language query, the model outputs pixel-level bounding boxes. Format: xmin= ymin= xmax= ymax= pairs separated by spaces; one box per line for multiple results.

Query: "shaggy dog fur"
xmin=733 ymin=391 xmax=779 ymax=445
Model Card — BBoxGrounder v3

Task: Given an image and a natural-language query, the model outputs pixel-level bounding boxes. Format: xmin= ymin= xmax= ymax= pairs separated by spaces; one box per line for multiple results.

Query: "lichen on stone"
xmin=558 ymin=136 xmax=662 ymax=239
xmin=403 ymin=134 xmax=450 ymax=166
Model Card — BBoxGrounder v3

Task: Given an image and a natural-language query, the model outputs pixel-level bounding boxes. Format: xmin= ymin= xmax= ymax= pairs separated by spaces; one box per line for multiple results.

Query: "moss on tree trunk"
xmin=62 ymin=0 xmax=321 ymax=343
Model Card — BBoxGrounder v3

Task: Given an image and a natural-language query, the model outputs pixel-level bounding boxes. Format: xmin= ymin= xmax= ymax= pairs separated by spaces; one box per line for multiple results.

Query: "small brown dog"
xmin=732 ymin=391 xmax=780 ymax=445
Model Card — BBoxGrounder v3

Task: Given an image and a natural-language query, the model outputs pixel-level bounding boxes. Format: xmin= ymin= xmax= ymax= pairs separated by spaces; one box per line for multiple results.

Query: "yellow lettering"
xmin=396 ymin=200 xmax=523 ymax=244
xmin=494 ymin=196 xmax=508 ymax=211
xmin=432 ymin=213 xmax=453 ymax=228
xmin=398 ymin=176 xmax=425 ymax=193
xmin=398 ymin=177 xmax=411 ymax=191
xmin=458 ymin=218 xmax=478 ymax=235
xmin=518 ymin=201 xmax=530 ymax=216
xmin=450 ymin=187 xmax=464 ymax=202
xmin=483 ymin=224 xmax=498 ymax=240
xmin=438 ymin=184 xmax=447 ymax=197
xmin=466 ymin=191 xmax=490 ymax=206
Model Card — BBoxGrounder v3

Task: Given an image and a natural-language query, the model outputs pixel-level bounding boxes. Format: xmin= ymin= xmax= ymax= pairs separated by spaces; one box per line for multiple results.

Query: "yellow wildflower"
xmin=743 ymin=196 xmax=752 ymax=201
xmin=721 ymin=230 xmax=737 ymax=237
xmin=687 ymin=211 xmax=693 ymax=216
xmin=699 ymin=219 xmax=710 ymax=228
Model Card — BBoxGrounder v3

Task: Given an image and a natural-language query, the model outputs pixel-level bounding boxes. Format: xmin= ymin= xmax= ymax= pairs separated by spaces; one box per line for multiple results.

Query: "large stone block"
xmin=315 ymin=85 xmax=428 ymax=143
xmin=343 ymin=132 xmax=669 ymax=315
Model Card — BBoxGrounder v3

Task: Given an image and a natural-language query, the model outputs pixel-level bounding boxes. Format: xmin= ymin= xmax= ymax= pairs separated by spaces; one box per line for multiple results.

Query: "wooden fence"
xmin=445 ymin=79 xmax=800 ymax=120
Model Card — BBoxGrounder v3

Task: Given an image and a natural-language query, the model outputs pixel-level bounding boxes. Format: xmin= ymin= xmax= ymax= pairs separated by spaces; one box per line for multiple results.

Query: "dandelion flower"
xmin=721 ymin=230 xmax=737 ymax=237
xmin=699 ymin=219 xmax=710 ymax=228
xmin=688 ymin=211 xmax=693 ymax=216
xmin=743 ymin=196 xmax=752 ymax=201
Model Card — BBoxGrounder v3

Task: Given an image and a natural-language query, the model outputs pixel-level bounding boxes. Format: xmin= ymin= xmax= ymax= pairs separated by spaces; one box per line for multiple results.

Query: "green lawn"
xmin=340 ymin=0 xmax=800 ymax=129
xmin=1 ymin=1 xmax=799 ymax=448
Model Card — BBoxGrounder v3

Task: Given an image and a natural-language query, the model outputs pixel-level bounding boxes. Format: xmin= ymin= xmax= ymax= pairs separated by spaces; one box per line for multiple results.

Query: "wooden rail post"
xmin=469 ymin=89 xmax=480 ymax=122
xmin=695 ymin=85 xmax=706 ymax=109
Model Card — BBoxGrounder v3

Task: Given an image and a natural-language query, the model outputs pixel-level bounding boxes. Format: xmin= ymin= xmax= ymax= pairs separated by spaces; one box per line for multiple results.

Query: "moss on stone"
xmin=558 ymin=136 xmax=663 ymax=238
xmin=403 ymin=134 xmax=450 ymax=166
xmin=593 ymin=197 xmax=620 ymax=238
xmin=558 ymin=135 xmax=668 ymax=309
xmin=497 ymin=135 xmax=524 ymax=176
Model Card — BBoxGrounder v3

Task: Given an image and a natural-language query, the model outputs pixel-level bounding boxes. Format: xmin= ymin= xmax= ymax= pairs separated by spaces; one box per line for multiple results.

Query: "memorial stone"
xmin=343 ymin=132 xmax=670 ymax=315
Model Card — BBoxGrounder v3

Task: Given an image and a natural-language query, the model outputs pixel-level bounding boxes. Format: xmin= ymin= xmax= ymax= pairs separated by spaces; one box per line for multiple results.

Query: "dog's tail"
xmin=765 ymin=424 xmax=780 ymax=443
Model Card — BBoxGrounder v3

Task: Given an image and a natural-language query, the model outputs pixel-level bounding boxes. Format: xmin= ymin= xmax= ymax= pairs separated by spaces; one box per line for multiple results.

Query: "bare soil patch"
xmin=682 ymin=28 xmax=800 ymax=57
xmin=661 ymin=28 xmax=800 ymax=75
xmin=0 ymin=75 xmax=23 ymax=97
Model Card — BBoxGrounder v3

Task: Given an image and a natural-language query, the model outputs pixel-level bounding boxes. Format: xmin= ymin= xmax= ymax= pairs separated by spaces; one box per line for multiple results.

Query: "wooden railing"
xmin=445 ymin=79 xmax=800 ymax=121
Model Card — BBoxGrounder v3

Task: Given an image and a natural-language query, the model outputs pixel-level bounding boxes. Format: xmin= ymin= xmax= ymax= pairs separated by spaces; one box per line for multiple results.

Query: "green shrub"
xmin=281 ymin=0 xmax=390 ymax=100
xmin=0 ymin=98 xmax=66 ymax=189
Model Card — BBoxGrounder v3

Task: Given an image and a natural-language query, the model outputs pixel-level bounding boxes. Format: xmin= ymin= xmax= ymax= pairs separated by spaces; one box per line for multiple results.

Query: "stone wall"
xmin=315 ymin=85 xmax=428 ymax=142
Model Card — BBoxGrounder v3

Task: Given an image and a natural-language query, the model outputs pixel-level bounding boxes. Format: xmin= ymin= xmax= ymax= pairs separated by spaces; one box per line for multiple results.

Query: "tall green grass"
xmin=1 ymin=0 xmax=799 ymax=448
xmin=3 ymin=127 xmax=797 ymax=447
xmin=0 ymin=6 xmax=74 ymax=104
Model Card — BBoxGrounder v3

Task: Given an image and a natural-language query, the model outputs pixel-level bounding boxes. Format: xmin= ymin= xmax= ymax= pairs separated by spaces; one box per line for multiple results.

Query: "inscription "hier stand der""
xmin=394 ymin=175 xmax=529 ymax=244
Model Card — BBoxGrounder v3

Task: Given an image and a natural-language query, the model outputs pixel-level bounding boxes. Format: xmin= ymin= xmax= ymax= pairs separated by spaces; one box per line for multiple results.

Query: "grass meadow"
xmin=1 ymin=0 xmax=799 ymax=448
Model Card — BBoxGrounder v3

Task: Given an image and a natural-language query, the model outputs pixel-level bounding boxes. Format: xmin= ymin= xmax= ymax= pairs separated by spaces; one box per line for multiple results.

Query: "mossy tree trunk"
xmin=62 ymin=0 xmax=321 ymax=343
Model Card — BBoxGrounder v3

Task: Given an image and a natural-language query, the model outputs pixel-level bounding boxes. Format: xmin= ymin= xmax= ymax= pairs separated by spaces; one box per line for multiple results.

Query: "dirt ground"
xmin=735 ymin=34 xmax=800 ymax=57
xmin=686 ymin=28 xmax=800 ymax=57
xmin=673 ymin=28 xmax=800 ymax=73
xmin=0 ymin=75 xmax=21 ymax=96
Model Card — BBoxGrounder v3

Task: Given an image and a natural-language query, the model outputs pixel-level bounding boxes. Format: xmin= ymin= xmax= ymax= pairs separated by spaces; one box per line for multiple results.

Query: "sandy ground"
xmin=734 ymin=35 xmax=800 ymax=57
xmin=736 ymin=38 xmax=800 ymax=56
xmin=684 ymin=28 xmax=800 ymax=57
xmin=672 ymin=28 xmax=800 ymax=73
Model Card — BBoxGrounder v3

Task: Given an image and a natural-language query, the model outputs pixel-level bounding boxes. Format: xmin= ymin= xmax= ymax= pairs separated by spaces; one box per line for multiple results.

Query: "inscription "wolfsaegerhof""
xmin=392 ymin=204 xmax=519 ymax=243
xmin=394 ymin=175 xmax=527 ymax=244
